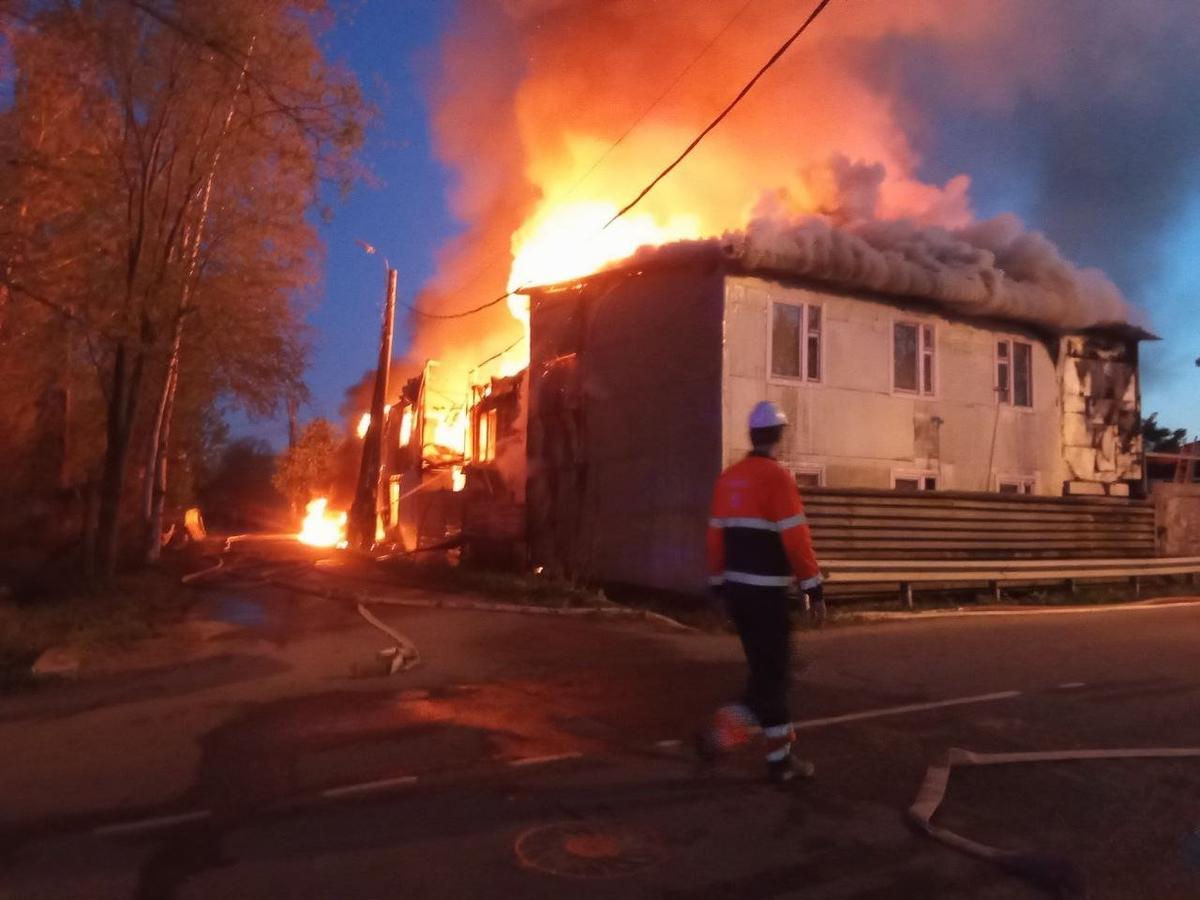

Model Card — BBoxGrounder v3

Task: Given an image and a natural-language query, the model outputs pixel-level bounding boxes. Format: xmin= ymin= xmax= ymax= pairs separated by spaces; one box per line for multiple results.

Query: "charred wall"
xmin=525 ymin=261 xmax=725 ymax=593
xmin=1059 ymin=334 xmax=1144 ymax=491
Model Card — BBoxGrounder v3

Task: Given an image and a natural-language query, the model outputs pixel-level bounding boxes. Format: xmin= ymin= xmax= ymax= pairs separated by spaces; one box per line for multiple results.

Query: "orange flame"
xmin=426 ymin=406 xmax=468 ymax=455
xmin=399 ymin=407 xmax=414 ymax=447
xmin=508 ymin=200 xmax=700 ymax=293
xmin=297 ymin=497 xmax=347 ymax=548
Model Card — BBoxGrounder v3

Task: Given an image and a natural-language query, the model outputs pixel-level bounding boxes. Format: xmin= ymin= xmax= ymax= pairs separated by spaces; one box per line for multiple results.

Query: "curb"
xmin=837 ymin=596 xmax=1200 ymax=624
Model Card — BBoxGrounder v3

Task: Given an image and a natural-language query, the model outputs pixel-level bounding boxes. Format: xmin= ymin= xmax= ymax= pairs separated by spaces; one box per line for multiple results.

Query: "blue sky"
xmin=241 ymin=0 xmax=459 ymax=442
xmin=242 ymin=1 xmax=1198 ymax=445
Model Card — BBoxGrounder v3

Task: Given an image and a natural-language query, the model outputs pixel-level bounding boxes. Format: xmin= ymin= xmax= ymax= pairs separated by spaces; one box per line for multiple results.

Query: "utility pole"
xmin=348 ymin=267 xmax=398 ymax=550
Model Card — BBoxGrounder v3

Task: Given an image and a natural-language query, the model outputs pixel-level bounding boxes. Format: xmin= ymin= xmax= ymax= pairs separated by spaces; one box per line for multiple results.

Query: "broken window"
xmin=771 ymin=301 xmax=821 ymax=382
xmin=996 ymin=339 xmax=1033 ymax=408
xmin=894 ymin=321 xmax=934 ymax=395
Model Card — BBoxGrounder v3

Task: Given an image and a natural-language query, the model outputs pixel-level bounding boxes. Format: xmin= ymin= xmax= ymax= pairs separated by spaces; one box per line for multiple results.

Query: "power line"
xmin=473 ymin=334 xmax=525 ymax=372
xmin=548 ymin=0 xmax=759 ymax=211
xmin=405 ymin=288 xmax=512 ymax=320
xmin=604 ymin=0 xmax=835 ymax=228
xmin=402 ymin=0 xmax=760 ymax=321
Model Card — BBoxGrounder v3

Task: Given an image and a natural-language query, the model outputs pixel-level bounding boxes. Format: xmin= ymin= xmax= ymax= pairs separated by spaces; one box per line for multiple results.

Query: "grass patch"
xmin=0 ymin=570 xmax=196 ymax=691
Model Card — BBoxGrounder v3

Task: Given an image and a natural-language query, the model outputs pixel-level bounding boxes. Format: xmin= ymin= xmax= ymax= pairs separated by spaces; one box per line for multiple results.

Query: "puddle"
xmin=206 ymin=596 xmax=268 ymax=629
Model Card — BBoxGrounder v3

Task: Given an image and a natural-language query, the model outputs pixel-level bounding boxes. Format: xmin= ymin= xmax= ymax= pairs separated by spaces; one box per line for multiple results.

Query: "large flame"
xmin=507 ymin=200 xmax=701 ymax=292
xmin=398 ymin=407 xmax=414 ymax=447
xmin=297 ymin=497 xmax=347 ymax=548
xmin=426 ymin=406 xmax=468 ymax=454
xmin=418 ymin=0 xmax=991 ymax=378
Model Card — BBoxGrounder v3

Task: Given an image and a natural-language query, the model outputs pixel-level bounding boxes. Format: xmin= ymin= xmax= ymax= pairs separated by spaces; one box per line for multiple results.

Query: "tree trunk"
xmin=141 ymin=31 xmax=256 ymax=565
xmin=95 ymin=341 xmax=144 ymax=579
xmin=142 ymin=363 xmax=177 ymax=564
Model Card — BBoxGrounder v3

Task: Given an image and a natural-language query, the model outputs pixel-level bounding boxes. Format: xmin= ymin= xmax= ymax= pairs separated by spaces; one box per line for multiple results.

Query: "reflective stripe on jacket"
xmin=707 ymin=453 xmax=822 ymax=590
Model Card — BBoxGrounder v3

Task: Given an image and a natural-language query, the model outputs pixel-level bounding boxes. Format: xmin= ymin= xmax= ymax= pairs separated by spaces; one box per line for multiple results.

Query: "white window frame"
xmin=891 ymin=318 xmax=937 ymax=397
xmin=792 ymin=464 xmax=825 ymax=489
xmin=995 ymin=337 xmax=1034 ymax=409
xmin=768 ymin=299 xmax=823 ymax=385
xmin=996 ymin=474 xmax=1037 ymax=494
xmin=892 ymin=468 xmax=940 ymax=491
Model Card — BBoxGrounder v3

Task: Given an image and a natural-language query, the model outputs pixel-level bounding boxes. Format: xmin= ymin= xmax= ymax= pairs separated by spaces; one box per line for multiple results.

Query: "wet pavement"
xmin=2 ymin=557 xmax=1199 ymax=898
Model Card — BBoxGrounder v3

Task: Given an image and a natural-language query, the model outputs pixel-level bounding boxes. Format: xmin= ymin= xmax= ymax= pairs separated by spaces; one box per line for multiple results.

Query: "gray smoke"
xmin=723 ymin=208 xmax=1140 ymax=334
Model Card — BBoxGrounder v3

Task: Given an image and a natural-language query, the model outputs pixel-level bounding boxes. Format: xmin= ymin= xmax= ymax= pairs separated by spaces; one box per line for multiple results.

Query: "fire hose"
xmin=181 ymin=537 xmax=423 ymax=676
xmin=908 ymin=745 xmax=1200 ymax=896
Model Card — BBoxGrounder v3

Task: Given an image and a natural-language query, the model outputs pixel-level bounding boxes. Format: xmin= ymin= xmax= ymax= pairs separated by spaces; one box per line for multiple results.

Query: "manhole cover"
xmin=515 ymin=822 xmax=663 ymax=878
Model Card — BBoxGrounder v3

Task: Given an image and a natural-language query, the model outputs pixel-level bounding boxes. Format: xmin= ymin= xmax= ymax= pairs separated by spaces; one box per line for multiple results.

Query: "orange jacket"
xmin=707 ymin=453 xmax=822 ymax=590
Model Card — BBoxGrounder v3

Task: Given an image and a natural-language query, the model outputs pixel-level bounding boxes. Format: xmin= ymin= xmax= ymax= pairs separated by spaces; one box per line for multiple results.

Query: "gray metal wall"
xmin=526 ymin=262 xmax=725 ymax=594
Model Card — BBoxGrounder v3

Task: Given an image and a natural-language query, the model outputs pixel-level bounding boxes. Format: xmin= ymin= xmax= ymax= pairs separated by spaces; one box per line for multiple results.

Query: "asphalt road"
xmin=2 ymin=575 xmax=1199 ymax=899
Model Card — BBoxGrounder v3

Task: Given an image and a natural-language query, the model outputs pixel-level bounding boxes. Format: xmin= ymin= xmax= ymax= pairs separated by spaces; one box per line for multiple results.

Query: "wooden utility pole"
xmin=348 ymin=267 xmax=398 ymax=550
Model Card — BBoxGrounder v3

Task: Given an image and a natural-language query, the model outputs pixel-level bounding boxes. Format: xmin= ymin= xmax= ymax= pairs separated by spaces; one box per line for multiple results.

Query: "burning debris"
xmin=298 ymin=498 xmax=347 ymax=549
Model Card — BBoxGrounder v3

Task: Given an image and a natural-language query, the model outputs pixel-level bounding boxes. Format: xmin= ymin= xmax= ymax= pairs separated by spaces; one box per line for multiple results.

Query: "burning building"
xmin=434 ymin=219 xmax=1152 ymax=595
xmin=373 ymin=0 xmax=1194 ymax=590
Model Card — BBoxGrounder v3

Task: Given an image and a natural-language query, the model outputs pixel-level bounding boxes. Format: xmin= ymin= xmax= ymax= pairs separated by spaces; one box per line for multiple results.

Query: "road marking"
xmin=507 ymin=752 xmax=584 ymax=768
xmin=93 ymin=810 xmax=211 ymax=837
xmin=792 ymin=690 xmax=1023 ymax=731
xmin=1057 ymin=682 xmax=1086 ymax=690
xmin=321 ymin=775 xmax=419 ymax=799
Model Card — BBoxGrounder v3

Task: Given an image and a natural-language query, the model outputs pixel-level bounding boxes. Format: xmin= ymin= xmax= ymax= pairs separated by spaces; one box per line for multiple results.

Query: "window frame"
xmin=995 ymin=337 xmax=1035 ymax=409
xmin=996 ymin=474 xmax=1036 ymax=495
xmin=792 ymin=464 xmax=825 ymax=489
xmin=474 ymin=407 xmax=498 ymax=463
xmin=891 ymin=318 xmax=937 ymax=398
xmin=768 ymin=298 xmax=823 ymax=385
xmin=891 ymin=468 xmax=939 ymax=491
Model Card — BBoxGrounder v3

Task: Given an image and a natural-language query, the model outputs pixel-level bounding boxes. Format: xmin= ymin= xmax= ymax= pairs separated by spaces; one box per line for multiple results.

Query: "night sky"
xmin=243 ymin=1 xmax=1199 ymax=445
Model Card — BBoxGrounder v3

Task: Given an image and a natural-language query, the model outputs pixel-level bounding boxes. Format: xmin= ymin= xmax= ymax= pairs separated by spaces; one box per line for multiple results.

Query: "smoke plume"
xmin=418 ymin=0 xmax=1200 ymax=364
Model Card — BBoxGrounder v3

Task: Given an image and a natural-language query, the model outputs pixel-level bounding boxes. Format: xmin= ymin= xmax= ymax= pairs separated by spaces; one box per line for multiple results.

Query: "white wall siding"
xmin=723 ymin=276 xmax=1066 ymax=495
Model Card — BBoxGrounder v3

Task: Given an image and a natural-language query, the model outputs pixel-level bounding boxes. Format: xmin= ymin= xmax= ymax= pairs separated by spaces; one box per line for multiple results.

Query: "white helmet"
xmin=748 ymin=400 xmax=788 ymax=430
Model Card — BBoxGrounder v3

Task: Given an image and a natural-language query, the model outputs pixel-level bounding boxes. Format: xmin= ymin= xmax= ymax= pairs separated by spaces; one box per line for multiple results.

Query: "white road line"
xmin=507 ymin=752 xmax=584 ymax=767
xmin=792 ymin=690 xmax=1023 ymax=731
xmin=321 ymin=775 xmax=418 ymax=799
xmin=93 ymin=810 xmax=211 ymax=837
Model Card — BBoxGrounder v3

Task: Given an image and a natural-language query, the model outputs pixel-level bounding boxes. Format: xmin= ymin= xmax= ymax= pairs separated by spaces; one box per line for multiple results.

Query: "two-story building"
xmin=481 ymin=240 xmax=1151 ymax=593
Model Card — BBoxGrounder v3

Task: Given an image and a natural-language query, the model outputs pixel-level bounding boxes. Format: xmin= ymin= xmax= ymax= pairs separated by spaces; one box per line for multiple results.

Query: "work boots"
xmin=767 ymin=754 xmax=816 ymax=784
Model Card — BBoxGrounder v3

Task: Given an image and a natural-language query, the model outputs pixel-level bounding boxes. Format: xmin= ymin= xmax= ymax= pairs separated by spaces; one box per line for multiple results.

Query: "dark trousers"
xmin=725 ymin=584 xmax=792 ymax=729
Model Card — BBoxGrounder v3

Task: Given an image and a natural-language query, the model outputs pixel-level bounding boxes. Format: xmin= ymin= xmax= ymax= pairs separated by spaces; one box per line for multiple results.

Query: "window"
xmin=998 ymin=476 xmax=1035 ymax=494
xmin=894 ymin=321 xmax=935 ymax=395
xmin=893 ymin=470 xmax=938 ymax=491
xmin=771 ymin=301 xmax=822 ymax=382
xmin=806 ymin=305 xmax=821 ymax=381
xmin=996 ymin=339 xmax=1033 ymax=407
xmin=475 ymin=408 xmax=497 ymax=462
xmin=793 ymin=466 xmax=824 ymax=489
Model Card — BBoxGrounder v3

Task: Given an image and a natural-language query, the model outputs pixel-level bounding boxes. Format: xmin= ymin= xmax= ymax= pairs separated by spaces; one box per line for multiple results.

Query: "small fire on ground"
xmin=297 ymin=497 xmax=347 ymax=548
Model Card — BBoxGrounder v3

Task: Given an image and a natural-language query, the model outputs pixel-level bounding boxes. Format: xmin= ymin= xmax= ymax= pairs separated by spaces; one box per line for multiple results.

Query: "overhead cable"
xmin=402 ymin=0 xmax=762 ymax=320
xmin=604 ymin=0 xmax=835 ymax=228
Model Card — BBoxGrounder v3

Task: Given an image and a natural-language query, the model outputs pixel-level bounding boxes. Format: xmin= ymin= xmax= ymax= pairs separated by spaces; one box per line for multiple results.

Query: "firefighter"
xmin=698 ymin=400 xmax=824 ymax=783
